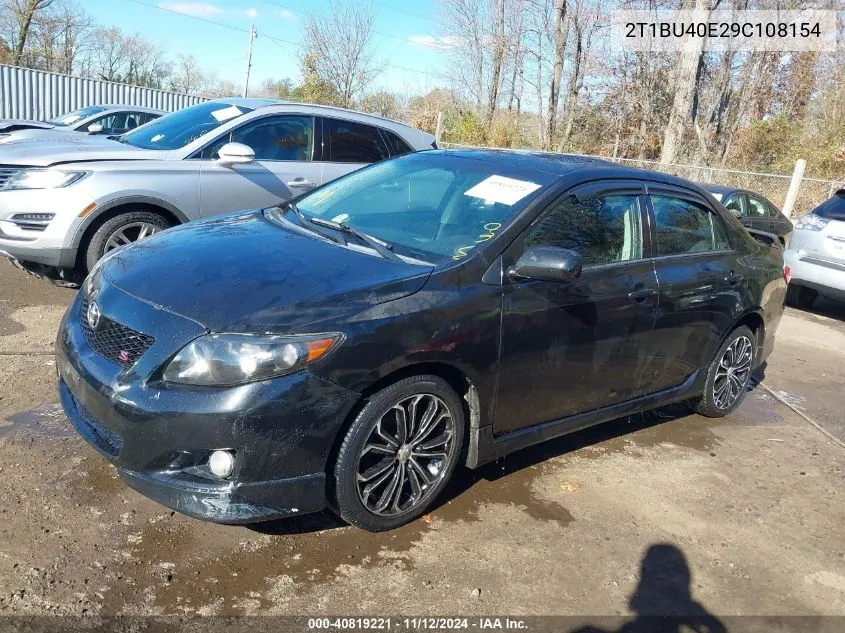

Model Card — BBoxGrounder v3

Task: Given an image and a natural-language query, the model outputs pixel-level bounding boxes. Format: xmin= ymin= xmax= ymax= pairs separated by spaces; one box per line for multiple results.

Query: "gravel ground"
xmin=0 ymin=262 xmax=843 ymax=622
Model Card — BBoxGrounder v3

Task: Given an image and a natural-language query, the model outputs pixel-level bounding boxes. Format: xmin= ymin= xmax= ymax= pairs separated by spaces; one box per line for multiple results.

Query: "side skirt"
xmin=465 ymin=370 xmax=705 ymax=469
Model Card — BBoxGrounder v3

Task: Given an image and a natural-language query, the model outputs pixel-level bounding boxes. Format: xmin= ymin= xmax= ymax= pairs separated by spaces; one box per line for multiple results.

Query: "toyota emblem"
xmin=87 ymin=301 xmax=102 ymax=330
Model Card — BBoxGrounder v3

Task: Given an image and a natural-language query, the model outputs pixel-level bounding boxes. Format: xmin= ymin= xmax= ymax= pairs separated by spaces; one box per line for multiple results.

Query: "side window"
xmin=89 ymin=113 xmax=125 ymax=133
xmin=232 ymin=115 xmax=314 ymax=161
xmin=201 ymin=116 xmax=315 ymax=161
xmin=139 ymin=112 xmax=160 ymax=125
xmin=381 ymin=129 xmax=414 ymax=156
xmin=723 ymin=194 xmax=746 ymax=217
xmin=652 ymin=195 xmax=723 ymax=255
xmin=746 ymin=195 xmax=768 ymax=217
xmin=327 ymin=118 xmax=389 ymax=163
xmin=526 ymin=194 xmax=643 ymax=267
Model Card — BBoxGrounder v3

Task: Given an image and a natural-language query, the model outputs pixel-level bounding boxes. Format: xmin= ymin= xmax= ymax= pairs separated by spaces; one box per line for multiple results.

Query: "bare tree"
xmin=8 ymin=0 xmax=54 ymax=65
xmin=545 ymin=0 xmax=568 ymax=148
xmin=300 ymin=0 xmax=381 ymax=108
xmin=659 ymin=0 xmax=715 ymax=165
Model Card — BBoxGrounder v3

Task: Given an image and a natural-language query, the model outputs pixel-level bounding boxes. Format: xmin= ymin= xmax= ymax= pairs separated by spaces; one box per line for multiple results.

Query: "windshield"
xmin=289 ymin=152 xmax=557 ymax=264
xmin=120 ymin=102 xmax=253 ymax=150
xmin=49 ymin=106 xmax=106 ymax=126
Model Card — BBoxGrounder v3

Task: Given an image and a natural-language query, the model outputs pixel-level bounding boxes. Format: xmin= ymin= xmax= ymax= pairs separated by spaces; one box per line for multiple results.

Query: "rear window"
xmin=382 ymin=129 xmax=414 ymax=156
xmin=814 ymin=191 xmax=845 ymax=221
xmin=326 ymin=118 xmax=390 ymax=163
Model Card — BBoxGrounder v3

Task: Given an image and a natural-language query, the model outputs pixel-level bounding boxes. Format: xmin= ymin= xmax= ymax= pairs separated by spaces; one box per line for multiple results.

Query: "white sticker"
xmin=711 ymin=192 xmax=723 ymax=201
xmin=331 ymin=213 xmax=350 ymax=223
xmin=464 ymin=175 xmax=542 ymax=206
xmin=210 ymin=105 xmax=245 ymax=122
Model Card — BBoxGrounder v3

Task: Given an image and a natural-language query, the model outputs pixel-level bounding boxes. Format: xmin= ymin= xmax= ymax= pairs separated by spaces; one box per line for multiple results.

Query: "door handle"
xmin=286 ymin=179 xmax=316 ymax=188
xmin=628 ymin=288 xmax=657 ymax=303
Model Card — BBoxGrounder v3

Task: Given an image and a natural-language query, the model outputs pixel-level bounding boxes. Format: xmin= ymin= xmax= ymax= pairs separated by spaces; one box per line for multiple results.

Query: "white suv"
xmin=0 ymin=98 xmax=435 ymax=283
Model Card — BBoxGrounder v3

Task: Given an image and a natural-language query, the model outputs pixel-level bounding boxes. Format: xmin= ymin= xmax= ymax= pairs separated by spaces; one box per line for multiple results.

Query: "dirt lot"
xmin=0 ymin=262 xmax=843 ymax=622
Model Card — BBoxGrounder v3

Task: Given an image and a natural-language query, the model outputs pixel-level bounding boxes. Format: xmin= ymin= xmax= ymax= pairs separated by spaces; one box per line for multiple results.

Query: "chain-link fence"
xmin=439 ymin=142 xmax=842 ymax=218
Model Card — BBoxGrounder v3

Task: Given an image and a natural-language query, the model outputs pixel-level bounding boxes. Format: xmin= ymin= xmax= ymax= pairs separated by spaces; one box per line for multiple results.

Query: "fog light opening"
xmin=208 ymin=449 xmax=235 ymax=479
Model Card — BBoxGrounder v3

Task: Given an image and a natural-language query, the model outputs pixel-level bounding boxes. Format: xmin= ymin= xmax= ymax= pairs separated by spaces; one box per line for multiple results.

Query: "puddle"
xmin=1 ymin=403 xmax=74 ymax=440
xmin=102 ymin=512 xmax=428 ymax=614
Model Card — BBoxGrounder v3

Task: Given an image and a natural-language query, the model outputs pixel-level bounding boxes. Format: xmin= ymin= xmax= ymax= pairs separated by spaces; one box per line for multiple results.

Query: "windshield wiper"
xmin=280 ymin=201 xmax=347 ymax=245
xmin=309 ymin=217 xmax=400 ymax=261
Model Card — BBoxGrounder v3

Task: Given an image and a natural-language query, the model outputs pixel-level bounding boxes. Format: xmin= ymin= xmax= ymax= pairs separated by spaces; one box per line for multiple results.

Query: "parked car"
xmin=704 ymin=185 xmax=793 ymax=245
xmin=0 ymin=98 xmax=435 ymax=284
xmin=783 ymin=189 xmax=845 ymax=308
xmin=56 ymin=150 xmax=787 ymax=532
xmin=0 ymin=105 xmax=164 ymax=144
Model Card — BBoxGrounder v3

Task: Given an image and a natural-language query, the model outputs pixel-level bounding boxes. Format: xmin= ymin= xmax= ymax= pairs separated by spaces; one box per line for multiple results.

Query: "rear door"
xmin=318 ymin=117 xmax=391 ymax=185
xmin=197 ymin=114 xmax=322 ymax=217
xmin=640 ymin=188 xmax=741 ymax=394
xmin=493 ymin=182 xmax=659 ymax=434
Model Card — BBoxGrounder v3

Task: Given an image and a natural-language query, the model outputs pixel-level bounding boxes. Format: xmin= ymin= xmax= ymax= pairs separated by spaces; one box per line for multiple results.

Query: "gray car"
xmin=784 ymin=189 xmax=845 ymax=308
xmin=0 ymin=98 xmax=435 ymax=283
xmin=0 ymin=104 xmax=164 ymax=144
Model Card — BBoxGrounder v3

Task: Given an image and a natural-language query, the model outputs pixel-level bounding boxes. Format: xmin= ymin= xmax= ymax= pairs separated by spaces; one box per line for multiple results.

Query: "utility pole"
xmin=242 ymin=25 xmax=257 ymax=98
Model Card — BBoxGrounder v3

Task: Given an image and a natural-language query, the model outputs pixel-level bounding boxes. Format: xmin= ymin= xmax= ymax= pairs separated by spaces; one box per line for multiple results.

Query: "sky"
xmin=84 ymin=0 xmax=453 ymax=95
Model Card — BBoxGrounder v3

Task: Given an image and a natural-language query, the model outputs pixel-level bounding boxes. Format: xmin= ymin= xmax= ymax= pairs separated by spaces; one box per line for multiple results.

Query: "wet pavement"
xmin=0 ymin=262 xmax=843 ymax=617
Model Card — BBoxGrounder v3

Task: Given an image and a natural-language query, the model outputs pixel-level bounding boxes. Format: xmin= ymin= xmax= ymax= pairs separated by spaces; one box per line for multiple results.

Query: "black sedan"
xmin=704 ymin=184 xmax=793 ymax=245
xmin=56 ymin=150 xmax=787 ymax=532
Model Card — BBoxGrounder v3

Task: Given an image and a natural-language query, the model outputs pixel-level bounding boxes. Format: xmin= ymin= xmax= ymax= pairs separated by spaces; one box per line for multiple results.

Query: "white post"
xmin=782 ymin=159 xmax=806 ymax=219
xmin=242 ymin=25 xmax=257 ymax=98
xmin=435 ymin=111 xmax=444 ymax=146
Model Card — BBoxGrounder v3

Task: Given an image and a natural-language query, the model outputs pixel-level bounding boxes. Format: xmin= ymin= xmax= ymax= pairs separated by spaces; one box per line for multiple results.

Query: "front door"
xmin=493 ymin=186 xmax=659 ymax=435
xmin=198 ymin=114 xmax=323 ymax=217
xmin=639 ymin=190 xmax=741 ymax=395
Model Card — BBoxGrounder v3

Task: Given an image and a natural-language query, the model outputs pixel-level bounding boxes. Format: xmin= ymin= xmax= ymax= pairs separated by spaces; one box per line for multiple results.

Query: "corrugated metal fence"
xmin=0 ymin=65 xmax=206 ymax=121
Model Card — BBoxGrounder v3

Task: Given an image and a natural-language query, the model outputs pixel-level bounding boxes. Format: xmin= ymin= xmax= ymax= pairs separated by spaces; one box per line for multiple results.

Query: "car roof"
xmin=205 ymin=97 xmax=426 ymax=134
xmin=702 ymin=183 xmax=740 ymax=195
xmin=433 ymin=148 xmax=713 ymax=193
xmin=95 ymin=104 xmax=167 ymax=114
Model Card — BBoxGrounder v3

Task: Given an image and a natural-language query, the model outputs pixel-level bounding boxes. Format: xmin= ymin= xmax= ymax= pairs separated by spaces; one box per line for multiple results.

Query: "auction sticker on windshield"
xmin=464 ymin=175 xmax=542 ymax=206
xmin=211 ymin=105 xmax=245 ymax=122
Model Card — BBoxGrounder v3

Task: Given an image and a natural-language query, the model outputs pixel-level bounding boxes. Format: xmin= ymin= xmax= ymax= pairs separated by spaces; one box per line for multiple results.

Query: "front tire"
xmin=332 ymin=375 xmax=465 ymax=532
xmin=690 ymin=325 xmax=755 ymax=418
xmin=84 ymin=211 xmax=172 ymax=272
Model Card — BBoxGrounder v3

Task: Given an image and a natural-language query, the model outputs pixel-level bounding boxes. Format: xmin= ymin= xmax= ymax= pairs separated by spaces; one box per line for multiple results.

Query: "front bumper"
xmin=0 ymin=187 xmax=93 ymax=268
xmin=56 ymin=279 xmax=361 ymax=524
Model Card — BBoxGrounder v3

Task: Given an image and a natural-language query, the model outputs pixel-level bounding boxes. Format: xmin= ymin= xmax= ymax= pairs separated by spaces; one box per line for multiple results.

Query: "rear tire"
xmin=690 ymin=325 xmax=755 ymax=418
xmin=785 ymin=284 xmax=817 ymax=310
xmin=332 ymin=375 xmax=465 ymax=532
xmin=84 ymin=211 xmax=172 ymax=272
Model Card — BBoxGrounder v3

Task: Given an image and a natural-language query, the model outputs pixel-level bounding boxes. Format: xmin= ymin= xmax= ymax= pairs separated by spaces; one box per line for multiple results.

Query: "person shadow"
xmin=572 ymin=543 xmax=727 ymax=633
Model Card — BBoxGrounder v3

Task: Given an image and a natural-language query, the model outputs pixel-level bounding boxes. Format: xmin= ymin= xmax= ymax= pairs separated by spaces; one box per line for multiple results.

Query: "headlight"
xmin=162 ymin=333 xmax=344 ymax=386
xmin=3 ymin=168 xmax=88 ymax=191
xmin=795 ymin=213 xmax=830 ymax=232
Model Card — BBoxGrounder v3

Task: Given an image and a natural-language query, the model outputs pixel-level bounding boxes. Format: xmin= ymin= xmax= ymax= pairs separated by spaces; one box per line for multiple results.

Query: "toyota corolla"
xmin=56 ymin=150 xmax=786 ymax=532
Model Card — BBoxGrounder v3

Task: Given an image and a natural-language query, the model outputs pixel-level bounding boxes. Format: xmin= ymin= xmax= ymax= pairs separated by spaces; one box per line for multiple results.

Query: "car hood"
xmin=0 ymin=134 xmax=161 ymax=166
xmin=101 ymin=211 xmax=434 ymax=333
xmin=0 ymin=118 xmax=54 ymax=132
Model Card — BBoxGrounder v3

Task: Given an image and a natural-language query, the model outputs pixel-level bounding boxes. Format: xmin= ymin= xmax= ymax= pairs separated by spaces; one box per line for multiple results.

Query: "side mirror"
xmin=216 ymin=142 xmax=255 ymax=167
xmin=508 ymin=246 xmax=582 ymax=283
xmin=728 ymin=208 xmax=742 ymax=218
xmin=87 ymin=123 xmax=103 ymax=134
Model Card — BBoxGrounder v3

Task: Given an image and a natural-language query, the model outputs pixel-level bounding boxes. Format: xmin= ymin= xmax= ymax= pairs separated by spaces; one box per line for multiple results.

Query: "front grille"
xmin=80 ymin=296 xmax=155 ymax=366
xmin=0 ymin=165 xmax=23 ymax=189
